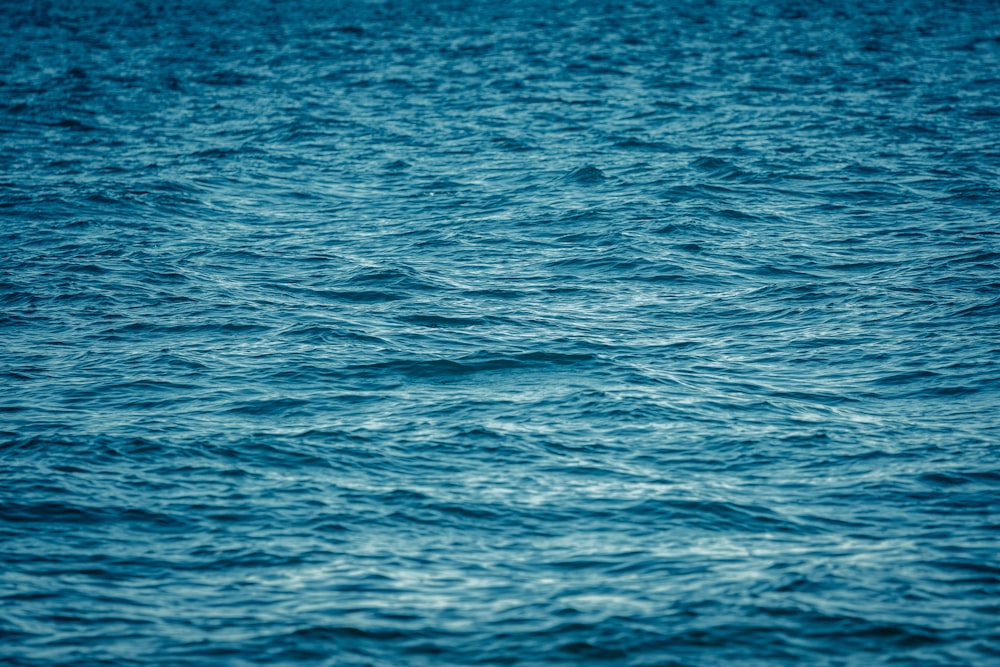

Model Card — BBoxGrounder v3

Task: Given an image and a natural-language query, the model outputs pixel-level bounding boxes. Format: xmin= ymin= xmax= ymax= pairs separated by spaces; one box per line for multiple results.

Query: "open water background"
xmin=2 ymin=0 xmax=999 ymax=665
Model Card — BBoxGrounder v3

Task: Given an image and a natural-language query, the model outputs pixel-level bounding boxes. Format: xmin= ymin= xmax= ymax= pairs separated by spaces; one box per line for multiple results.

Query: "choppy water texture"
xmin=3 ymin=0 xmax=1000 ymax=664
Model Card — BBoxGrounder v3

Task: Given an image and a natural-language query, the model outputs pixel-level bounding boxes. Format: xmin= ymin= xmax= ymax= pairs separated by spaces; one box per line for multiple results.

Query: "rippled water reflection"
xmin=2 ymin=0 xmax=999 ymax=665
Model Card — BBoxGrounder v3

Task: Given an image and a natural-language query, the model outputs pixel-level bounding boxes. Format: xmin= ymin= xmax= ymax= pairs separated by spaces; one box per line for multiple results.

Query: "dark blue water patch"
xmin=3 ymin=0 xmax=1000 ymax=665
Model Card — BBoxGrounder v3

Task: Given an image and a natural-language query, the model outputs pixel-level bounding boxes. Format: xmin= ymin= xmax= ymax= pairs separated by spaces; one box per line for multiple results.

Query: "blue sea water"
xmin=2 ymin=0 xmax=999 ymax=664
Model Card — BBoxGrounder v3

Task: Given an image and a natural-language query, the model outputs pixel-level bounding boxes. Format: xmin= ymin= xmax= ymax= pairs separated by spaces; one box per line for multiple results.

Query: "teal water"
xmin=2 ymin=1 xmax=999 ymax=665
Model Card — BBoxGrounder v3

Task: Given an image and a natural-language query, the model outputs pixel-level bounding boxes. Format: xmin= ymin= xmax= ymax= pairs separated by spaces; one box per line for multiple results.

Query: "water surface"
xmin=2 ymin=1 xmax=999 ymax=665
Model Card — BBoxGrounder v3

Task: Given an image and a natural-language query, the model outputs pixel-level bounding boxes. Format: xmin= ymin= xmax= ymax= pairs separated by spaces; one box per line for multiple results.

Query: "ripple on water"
xmin=2 ymin=0 xmax=999 ymax=665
